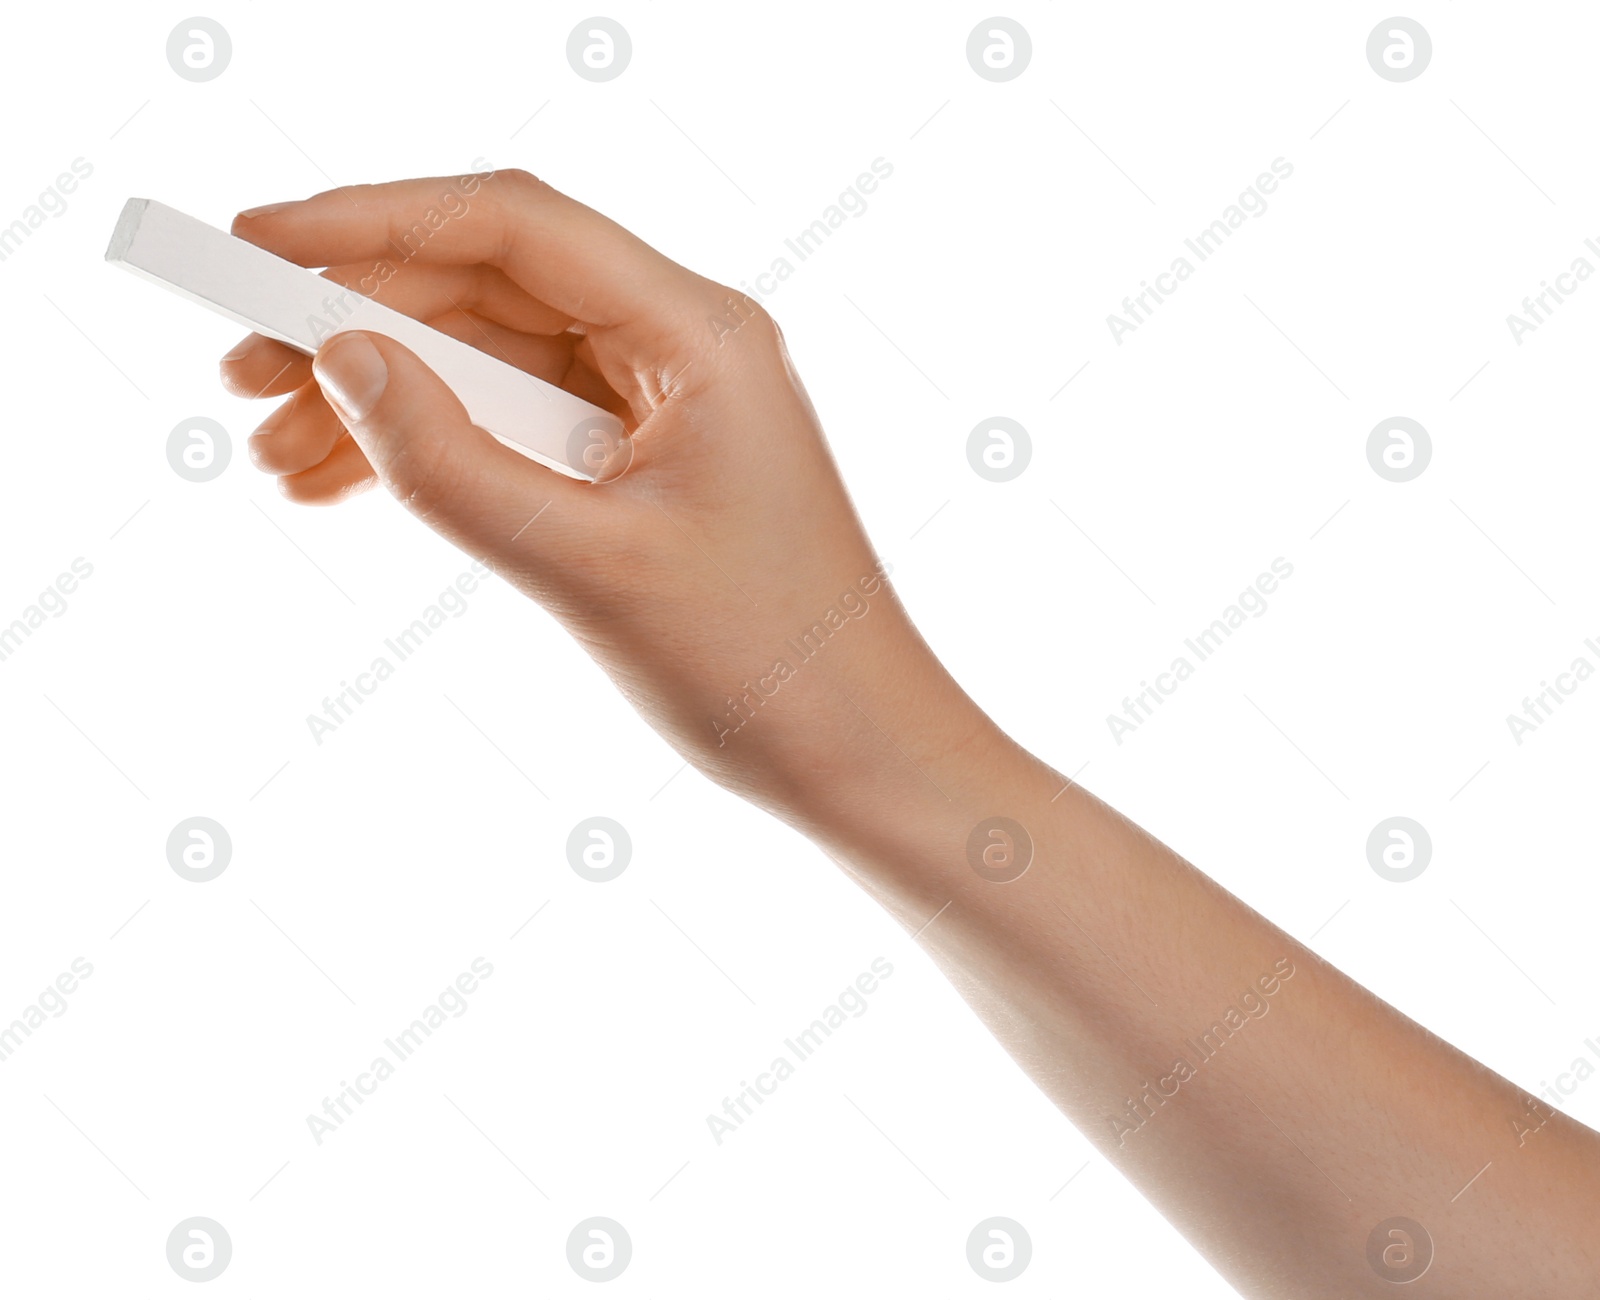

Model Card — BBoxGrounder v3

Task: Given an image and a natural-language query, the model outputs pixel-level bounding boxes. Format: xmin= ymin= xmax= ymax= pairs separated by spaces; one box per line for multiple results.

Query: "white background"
xmin=2 ymin=2 xmax=1598 ymax=1294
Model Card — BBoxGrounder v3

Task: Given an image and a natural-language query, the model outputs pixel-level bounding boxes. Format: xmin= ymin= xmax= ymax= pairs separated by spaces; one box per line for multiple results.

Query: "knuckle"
xmin=700 ymin=283 xmax=785 ymax=358
xmin=494 ymin=167 xmax=544 ymax=190
xmin=476 ymin=169 xmax=552 ymax=262
xmin=482 ymin=168 xmax=549 ymax=211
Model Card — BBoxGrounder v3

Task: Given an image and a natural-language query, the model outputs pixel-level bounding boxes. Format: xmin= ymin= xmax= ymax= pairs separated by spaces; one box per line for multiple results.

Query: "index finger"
xmin=231 ymin=170 xmax=704 ymax=333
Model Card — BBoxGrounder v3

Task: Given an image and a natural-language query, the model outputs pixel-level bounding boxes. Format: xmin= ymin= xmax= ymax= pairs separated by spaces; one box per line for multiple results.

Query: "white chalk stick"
xmin=105 ymin=197 xmax=624 ymax=480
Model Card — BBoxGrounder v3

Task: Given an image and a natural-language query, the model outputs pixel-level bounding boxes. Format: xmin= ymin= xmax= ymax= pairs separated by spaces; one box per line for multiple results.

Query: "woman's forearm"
xmin=782 ymin=655 xmax=1600 ymax=1298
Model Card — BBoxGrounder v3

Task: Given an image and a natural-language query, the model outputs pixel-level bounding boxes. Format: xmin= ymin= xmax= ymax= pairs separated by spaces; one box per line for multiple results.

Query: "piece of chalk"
xmin=105 ymin=197 xmax=624 ymax=480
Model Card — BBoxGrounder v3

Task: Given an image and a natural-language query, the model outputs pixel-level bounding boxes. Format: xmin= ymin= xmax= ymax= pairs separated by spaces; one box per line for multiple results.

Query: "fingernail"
xmin=222 ymin=335 xmax=260 ymax=363
xmin=314 ymin=333 xmax=387 ymax=423
xmin=252 ymin=390 xmax=297 ymax=437
xmin=237 ymin=201 xmax=296 ymax=219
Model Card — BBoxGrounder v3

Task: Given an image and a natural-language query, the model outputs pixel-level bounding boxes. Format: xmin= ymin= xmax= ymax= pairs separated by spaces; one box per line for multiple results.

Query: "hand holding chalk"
xmin=208 ymin=171 xmax=954 ymax=819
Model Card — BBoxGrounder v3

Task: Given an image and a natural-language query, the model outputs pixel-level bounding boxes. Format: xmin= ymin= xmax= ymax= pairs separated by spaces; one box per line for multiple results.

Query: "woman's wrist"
xmin=674 ymin=564 xmax=1045 ymax=907
xmin=768 ymin=649 xmax=1044 ymax=909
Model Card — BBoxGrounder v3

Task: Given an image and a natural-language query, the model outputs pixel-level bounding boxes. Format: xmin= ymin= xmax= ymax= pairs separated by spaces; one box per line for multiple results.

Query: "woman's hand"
xmin=220 ymin=171 xmax=997 ymax=824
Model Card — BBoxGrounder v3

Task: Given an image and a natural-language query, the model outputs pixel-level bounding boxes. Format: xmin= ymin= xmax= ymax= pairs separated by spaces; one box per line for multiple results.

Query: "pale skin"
xmin=220 ymin=171 xmax=1600 ymax=1297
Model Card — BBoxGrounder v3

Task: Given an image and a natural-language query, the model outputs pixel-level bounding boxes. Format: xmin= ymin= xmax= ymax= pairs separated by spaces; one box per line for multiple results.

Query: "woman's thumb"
xmin=312 ymin=330 xmax=584 ymax=553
